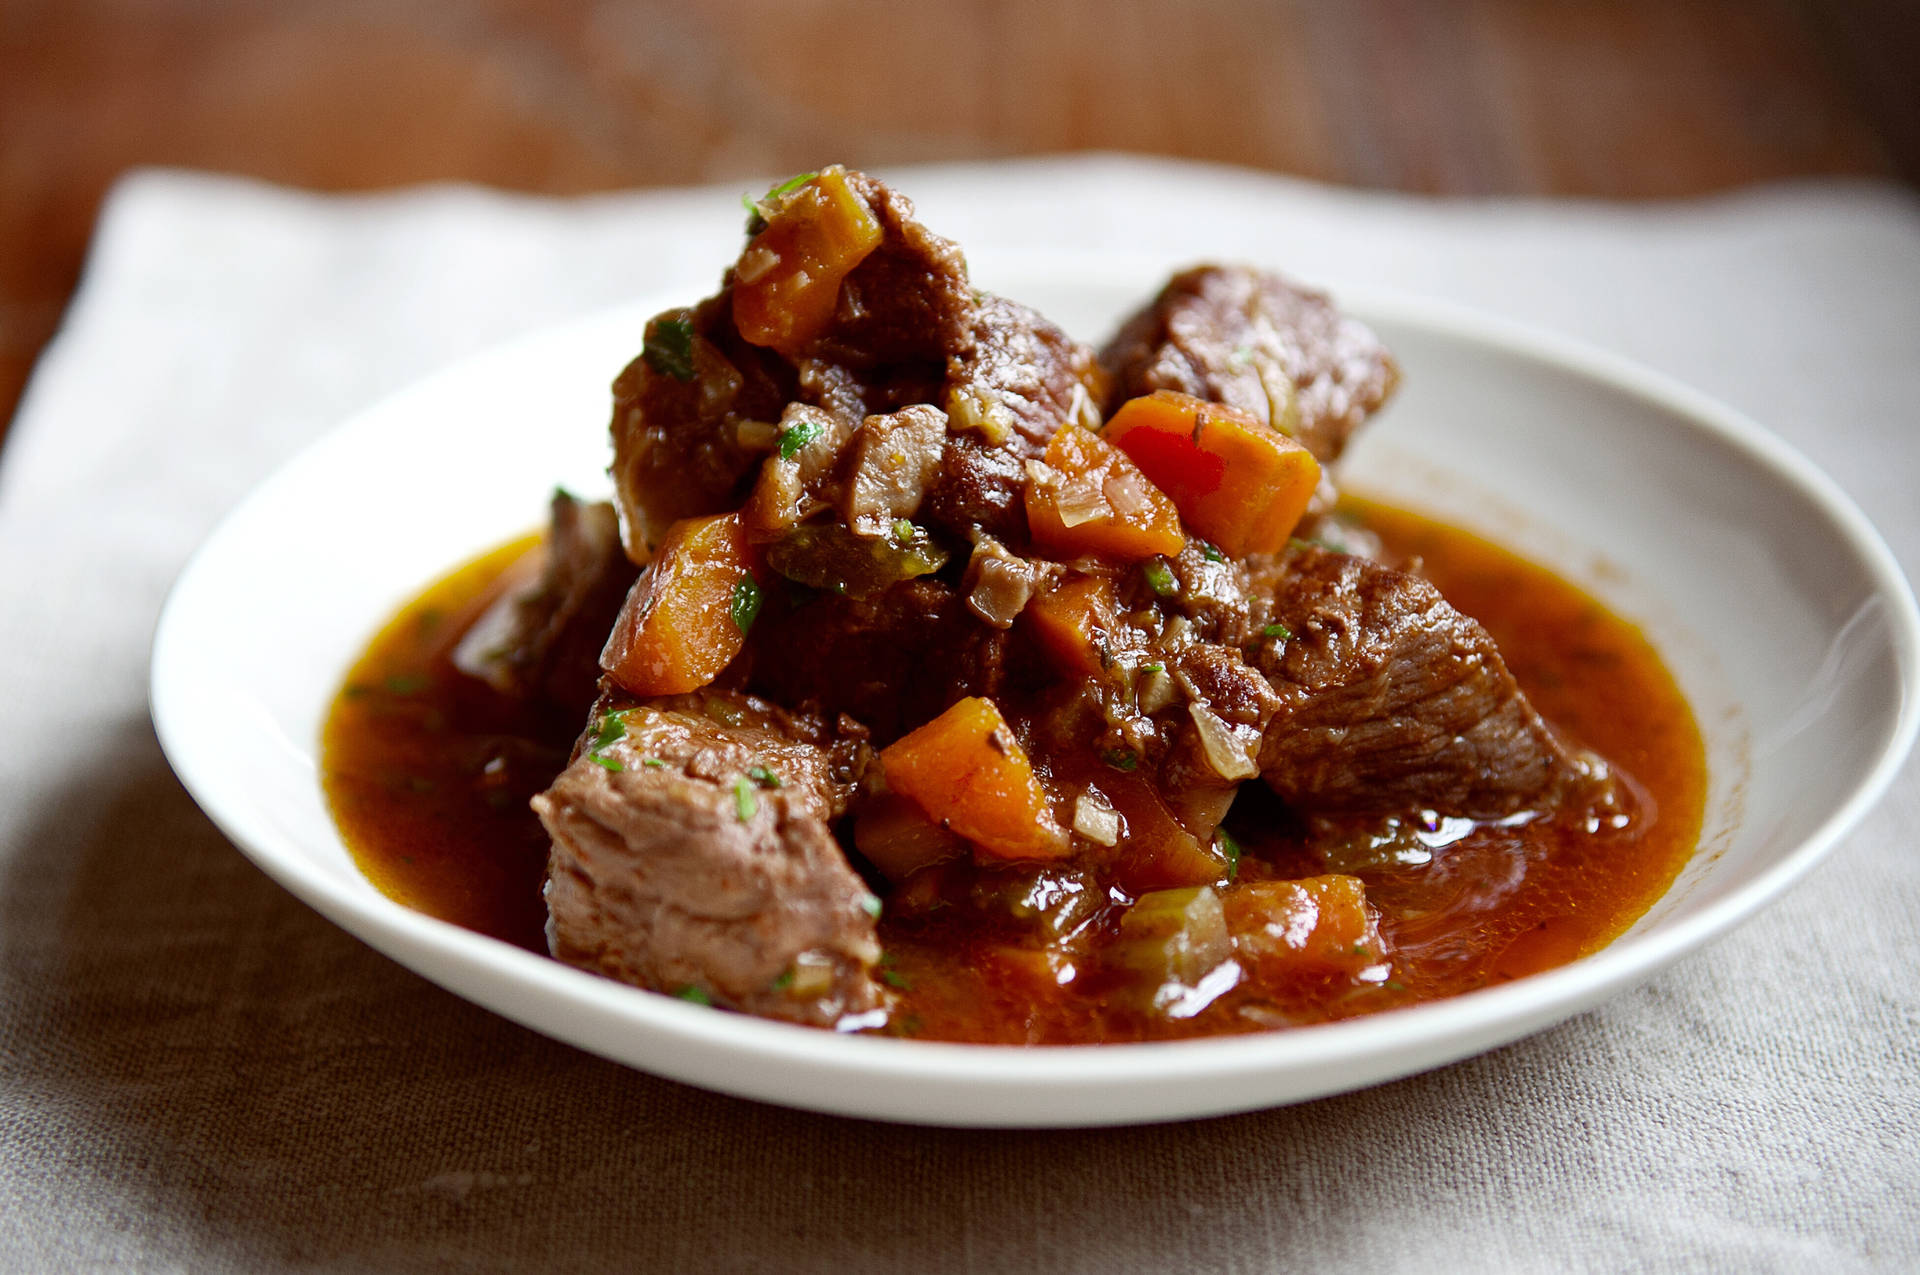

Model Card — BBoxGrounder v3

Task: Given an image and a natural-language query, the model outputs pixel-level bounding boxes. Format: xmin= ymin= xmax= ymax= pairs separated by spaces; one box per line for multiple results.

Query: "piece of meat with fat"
xmin=452 ymin=492 xmax=639 ymax=721
xmin=534 ymin=690 xmax=889 ymax=1028
xmin=1099 ymin=264 xmax=1399 ymax=468
xmin=1251 ymin=544 xmax=1607 ymax=819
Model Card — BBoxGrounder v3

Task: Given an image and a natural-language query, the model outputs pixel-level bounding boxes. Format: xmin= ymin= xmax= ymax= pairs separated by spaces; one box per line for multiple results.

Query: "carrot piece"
xmin=1021 ymin=575 xmax=1119 ymax=678
xmin=732 ymin=169 xmax=884 ymax=356
xmin=1222 ymin=876 xmax=1384 ymax=979
xmin=1103 ymin=390 xmax=1321 ymax=557
xmin=1024 ymin=422 xmax=1186 ymax=562
xmin=599 ymin=513 xmax=761 ymax=696
xmin=879 ymin=697 xmax=1071 ymax=861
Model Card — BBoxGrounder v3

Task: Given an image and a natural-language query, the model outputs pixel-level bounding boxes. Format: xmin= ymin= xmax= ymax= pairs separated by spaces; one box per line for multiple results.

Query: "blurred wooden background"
xmin=2 ymin=0 xmax=1915 ymax=440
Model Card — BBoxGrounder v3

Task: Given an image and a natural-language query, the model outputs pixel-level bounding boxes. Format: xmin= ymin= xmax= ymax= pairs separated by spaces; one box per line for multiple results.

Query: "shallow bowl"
xmin=150 ymin=265 xmax=1920 ymax=1127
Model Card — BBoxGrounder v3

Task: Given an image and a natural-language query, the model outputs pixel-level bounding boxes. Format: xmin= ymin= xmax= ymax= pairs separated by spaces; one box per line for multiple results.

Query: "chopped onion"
xmin=947 ymin=384 xmax=1014 ymax=445
xmin=1102 ymin=470 xmax=1153 ymax=518
xmin=1072 ymin=787 xmax=1124 ymax=846
xmin=1136 ymin=666 xmax=1177 ymax=714
xmin=734 ymin=242 xmax=780 ymax=285
xmin=1188 ymin=703 xmax=1259 ymax=781
xmin=1053 ymin=477 xmax=1111 ymax=528
xmin=735 ymin=419 xmax=780 ymax=450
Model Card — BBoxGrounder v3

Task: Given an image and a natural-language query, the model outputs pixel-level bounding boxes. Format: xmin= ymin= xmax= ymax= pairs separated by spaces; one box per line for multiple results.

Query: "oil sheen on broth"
xmin=321 ymin=500 xmax=1705 ymax=1044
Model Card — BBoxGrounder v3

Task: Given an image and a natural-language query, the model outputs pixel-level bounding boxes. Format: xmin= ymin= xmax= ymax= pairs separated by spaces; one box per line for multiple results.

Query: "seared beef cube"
xmin=928 ymin=295 xmax=1104 ymax=542
xmin=534 ymin=690 xmax=888 ymax=1028
xmin=452 ymin=492 xmax=640 ymax=721
xmin=609 ymin=294 xmax=800 ymax=557
xmin=749 ymin=578 xmax=1007 ymax=745
xmin=1252 ymin=545 xmax=1600 ymax=819
xmin=1099 ymin=265 xmax=1399 ymax=467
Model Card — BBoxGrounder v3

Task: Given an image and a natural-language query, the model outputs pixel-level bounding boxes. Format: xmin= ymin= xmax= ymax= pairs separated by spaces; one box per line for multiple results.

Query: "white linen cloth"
xmin=1 ymin=156 xmax=1916 ymax=1272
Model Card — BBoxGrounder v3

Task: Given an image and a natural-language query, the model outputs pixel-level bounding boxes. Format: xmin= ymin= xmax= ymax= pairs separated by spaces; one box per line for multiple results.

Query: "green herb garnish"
xmin=733 ymin=775 xmax=759 ymax=822
xmin=587 ymin=713 xmax=628 ymax=772
xmin=1214 ymin=827 xmax=1243 ymax=879
xmin=730 ymin=575 xmax=762 ymax=633
xmin=1262 ymin=622 xmax=1292 ymax=640
xmin=1142 ymin=560 xmax=1178 ymax=597
xmin=674 ymin=985 xmax=713 ymax=1006
xmin=743 ymin=171 xmax=819 ymax=235
xmin=642 ymin=316 xmax=696 ymax=382
xmin=746 ymin=764 xmax=783 ymax=788
xmin=1139 ymin=662 xmax=1165 ymax=676
xmin=1198 ymin=541 xmax=1224 ymax=563
xmin=859 ymin=893 xmax=884 ymax=920
xmin=641 ymin=757 xmax=666 ymax=769
xmin=1100 ymin=748 xmax=1140 ymax=773
xmin=891 ymin=518 xmax=915 ymax=544
xmin=776 ymin=418 xmax=825 ymax=460
xmin=772 ymin=967 xmax=795 ymax=991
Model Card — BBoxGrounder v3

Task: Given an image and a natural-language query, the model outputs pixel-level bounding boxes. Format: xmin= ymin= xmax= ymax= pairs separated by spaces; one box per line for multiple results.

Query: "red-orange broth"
xmin=321 ymin=500 xmax=1704 ymax=1043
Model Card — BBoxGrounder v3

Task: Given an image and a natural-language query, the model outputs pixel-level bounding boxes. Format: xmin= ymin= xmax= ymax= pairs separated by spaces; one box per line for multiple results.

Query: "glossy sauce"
xmin=322 ymin=502 xmax=1705 ymax=1042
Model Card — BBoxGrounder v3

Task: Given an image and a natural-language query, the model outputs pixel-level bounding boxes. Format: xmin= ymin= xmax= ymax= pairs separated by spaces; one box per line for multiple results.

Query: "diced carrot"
xmin=1103 ymin=390 xmax=1321 ymax=557
xmin=1025 ymin=422 xmax=1186 ymax=562
xmin=1021 ymin=575 xmax=1119 ymax=678
xmin=732 ymin=169 xmax=884 ymax=356
xmin=879 ymin=697 xmax=1071 ymax=861
xmin=981 ymin=944 xmax=1078 ymax=998
xmin=1222 ymin=876 xmax=1384 ymax=979
xmin=599 ymin=513 xmax=761 ymax=696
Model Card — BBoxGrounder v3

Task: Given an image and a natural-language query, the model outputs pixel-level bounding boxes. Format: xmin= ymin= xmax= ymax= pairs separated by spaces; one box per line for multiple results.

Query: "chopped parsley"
xmin=642 ymin=317 xmax=696 ymax=382
xmin=1214 ymin=827 xmax=1243 ymax=878
xmin=1100 ymin=748 xmax=1140 ymax=773
xmin=746 ymin=764 xmax=783 ymax=788
xmin=776 ymin=418 xmax=825 ymax=460
xmin=1197 ymin=541 xmax=1224 ymax=563
xmin=1142 ymin=559 xmax=1178 ymax=597
xmin=730 ymin=575 xmax=762 ymax=633
xmin=772 ymin=967 xmax=796 ymax=991
xmin=732 ymin=775 xmax=759 ymax=822
xmin=891 ymin=518 xmax=916 ymax=544
xmin=587 ymin=713 xmax=628 ymax=771
xmin=1262 ymin=622 xmax=1292 ymax=640
xmin=743 ymin=171 xmax=819 ymax=236
xmin=674 ymin=985 xmax=713 ymax=1006
xmin=641 ymin=757 xmax=666 ymax=769
xmin=1139 ymin=662 xmax=1165 ymax=676
xmin=879 ymin=954 xmax=911 ymax=989
xmin=859 ymin=893 xmax=884 ymax=920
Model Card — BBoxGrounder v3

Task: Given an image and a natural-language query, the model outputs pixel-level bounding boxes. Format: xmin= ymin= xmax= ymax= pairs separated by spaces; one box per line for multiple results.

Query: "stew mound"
xmin=323 ymin=166 xmax=1704 ymax=1043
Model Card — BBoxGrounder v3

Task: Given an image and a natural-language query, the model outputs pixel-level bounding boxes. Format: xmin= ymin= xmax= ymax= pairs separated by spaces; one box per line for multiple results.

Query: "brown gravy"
xmin=321 ymin=501 xmax=1705 ymax=1042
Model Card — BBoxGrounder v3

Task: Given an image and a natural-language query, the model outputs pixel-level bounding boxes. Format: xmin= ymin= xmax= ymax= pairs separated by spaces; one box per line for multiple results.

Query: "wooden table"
xmin=2 ymin=0 xmax=1913 ymax=441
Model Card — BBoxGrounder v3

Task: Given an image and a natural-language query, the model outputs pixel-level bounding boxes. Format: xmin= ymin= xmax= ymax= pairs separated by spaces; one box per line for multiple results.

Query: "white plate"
xmin=150 ymin=265 xmax=1920 ymax=1127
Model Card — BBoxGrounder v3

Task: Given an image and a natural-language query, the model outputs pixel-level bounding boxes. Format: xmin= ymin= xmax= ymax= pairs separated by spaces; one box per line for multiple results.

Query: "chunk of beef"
xmin=452 ymin=492 xmax=640 ymax=721
xmin=1251 ymin=545 xmax=1601 ymax=819
xmin=1099 ymin=265 xmax=1399 ymax=467
xmin=534 ymin=690 xmax=888 ymax=1027
xmin=748 ymin=578 xmax=1007 ymax=745
xmin=927 ymin=295 xmax=1104 ymax=541
xmin=609 ymin=294 xmax=800 ymax=557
